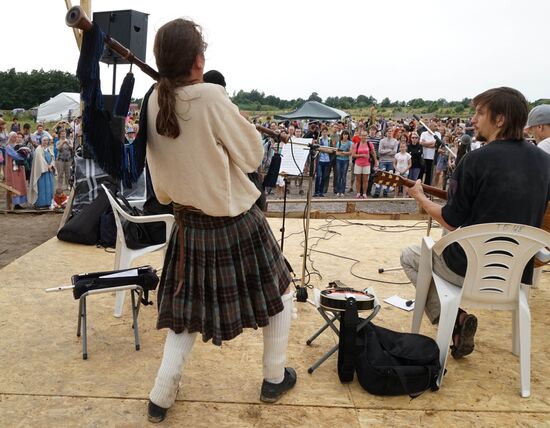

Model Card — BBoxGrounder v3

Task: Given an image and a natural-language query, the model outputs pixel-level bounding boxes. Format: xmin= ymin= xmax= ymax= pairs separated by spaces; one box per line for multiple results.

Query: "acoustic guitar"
xmin=373 ymin=171 xmax=550 ymax=267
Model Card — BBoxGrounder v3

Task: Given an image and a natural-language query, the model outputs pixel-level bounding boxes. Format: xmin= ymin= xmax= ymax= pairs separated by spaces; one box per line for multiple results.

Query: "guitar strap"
xmin=337 ymin=297 xmax=359 ymax=383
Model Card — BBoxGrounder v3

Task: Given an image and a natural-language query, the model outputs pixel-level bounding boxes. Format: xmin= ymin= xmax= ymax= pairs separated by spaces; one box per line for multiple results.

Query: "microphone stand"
xmin=296 ymin=143 xmax=320 ymax=301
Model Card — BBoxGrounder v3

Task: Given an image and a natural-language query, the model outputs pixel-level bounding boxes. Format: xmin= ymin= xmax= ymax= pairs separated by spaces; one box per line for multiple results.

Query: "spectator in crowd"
xmin=419 ymin=119 xmax=440 ymax=185
xmin=393 ymin=139 xmax=412 ymax=197
xmin=10 ymin=118 xmax=20 ymax=133
xmin=407 ymin=132 xmax=423 ymax=181
xmin=72 ymin=117 xmax=82 ymax=150
xmin=365 ymin=125 xmax=382 ymax=195
xmin=456 ymin=134 xmax=471 ymax=166
xmin=55 ymin=129 xmax=73 ymax=189
xmin=31 ymin=123 xmax=53 ymax=147
xmin=351 ymin=129 xmax=377 ymax=199
xmin=373 ymin=128 xmax=398 ymax=197
xmin=349 ymin=124 xmax=363 ymax=193
xmin=21 ymin=123 xmax=34 ymax=180
xmin=4 ymin=132 xmax=28 ymax=209
xmin=525 ymin=104 xmax=550 ymax=154
xmin=335 ymin=130 xmax=352 ymax=197
xmin=28 ymin=135 xmax=55 ymax=209
xmin=314 ymin=126 xmax=331 ymax=197
xmin=0 ymin=118 xmax=8 ymax=180
xmin=324 ymin=123 xmax=339 ymax=195
xmin=433 ymin=134 xmax=452 ymax=189
xmin=53 ymin=187 xmax=68 ymax=209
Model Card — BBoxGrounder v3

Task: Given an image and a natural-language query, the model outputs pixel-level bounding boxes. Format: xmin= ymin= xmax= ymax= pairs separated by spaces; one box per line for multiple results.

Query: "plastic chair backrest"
xmin=101 ymin=184 xmax=133 ymax=247
xmin=432 ymin=223 xmax=550 ymax=304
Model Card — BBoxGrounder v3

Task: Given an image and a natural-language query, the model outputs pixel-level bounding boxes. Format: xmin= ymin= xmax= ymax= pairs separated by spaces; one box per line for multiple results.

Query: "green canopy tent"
xmin=274 ymin=101 xmax=350 ymax=121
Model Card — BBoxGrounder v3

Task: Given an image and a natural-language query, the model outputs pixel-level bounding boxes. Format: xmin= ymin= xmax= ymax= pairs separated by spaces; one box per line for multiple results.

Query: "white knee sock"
xmin=149 ymin=329 xmax=197 ymax=408
xmin=262 ymin=293 xmax=293 ymax=384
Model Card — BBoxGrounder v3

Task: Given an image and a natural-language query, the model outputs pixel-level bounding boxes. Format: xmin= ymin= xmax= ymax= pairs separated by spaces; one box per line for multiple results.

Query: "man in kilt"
xmin=145 ymin=19 xmax=296 ymax=423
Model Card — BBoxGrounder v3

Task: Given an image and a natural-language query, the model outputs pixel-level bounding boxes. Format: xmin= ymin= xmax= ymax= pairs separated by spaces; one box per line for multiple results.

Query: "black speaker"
xmin=93 ymin=10 xmax=149 ymax=65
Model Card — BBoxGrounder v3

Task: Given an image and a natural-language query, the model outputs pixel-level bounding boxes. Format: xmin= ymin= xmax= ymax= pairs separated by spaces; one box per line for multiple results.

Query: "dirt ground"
xmin=0 ymin=211 xmax=62 ymax=269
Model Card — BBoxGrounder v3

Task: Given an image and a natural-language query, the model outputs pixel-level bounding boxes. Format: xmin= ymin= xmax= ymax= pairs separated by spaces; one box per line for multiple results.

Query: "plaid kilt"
xmin=156 ymin=204 xmax=292 ymax=345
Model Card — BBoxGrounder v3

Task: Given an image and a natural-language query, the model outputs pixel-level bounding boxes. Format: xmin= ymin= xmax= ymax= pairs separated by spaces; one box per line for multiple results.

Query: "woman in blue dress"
xmin=28 ymin=135 xmax=55 ymax=209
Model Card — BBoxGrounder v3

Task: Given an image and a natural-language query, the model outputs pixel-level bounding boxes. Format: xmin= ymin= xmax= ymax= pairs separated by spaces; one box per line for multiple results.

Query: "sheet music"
xmin=278 ymin=138 xmax=311 ymax=176
xmin=100 ymin=269 xmax=138 ymax=279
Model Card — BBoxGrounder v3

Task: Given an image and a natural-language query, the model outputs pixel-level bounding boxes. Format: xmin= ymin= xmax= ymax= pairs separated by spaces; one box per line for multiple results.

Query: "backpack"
xmin=97 ymin=206 xmax=117 ymax=248
xmin=338 ymin=297 xmax=440 ymax=397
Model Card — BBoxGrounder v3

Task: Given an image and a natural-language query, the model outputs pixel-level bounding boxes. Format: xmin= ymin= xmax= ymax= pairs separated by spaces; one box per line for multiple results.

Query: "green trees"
xmin=0 ymin=69 xmax=79 ymax=110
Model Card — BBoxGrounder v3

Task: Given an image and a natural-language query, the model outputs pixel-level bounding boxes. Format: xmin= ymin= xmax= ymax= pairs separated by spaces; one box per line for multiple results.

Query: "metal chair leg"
xmin=82 ymin=297 xmax=88 ymax=360
xmin=131 ymin=289 xmax=141 ymax=351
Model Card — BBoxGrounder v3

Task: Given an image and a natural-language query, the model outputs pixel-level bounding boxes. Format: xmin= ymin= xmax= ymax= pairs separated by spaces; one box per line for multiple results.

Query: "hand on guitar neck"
xmin=373 ymin=171 xmax=448 ymax=200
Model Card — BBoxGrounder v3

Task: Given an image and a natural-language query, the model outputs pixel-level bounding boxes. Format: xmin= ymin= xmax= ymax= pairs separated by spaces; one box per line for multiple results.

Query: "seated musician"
xmin=401 ymin=87 xmax=550 ymax=359
xmin=145 ymin=19 xmax=295 ymax=423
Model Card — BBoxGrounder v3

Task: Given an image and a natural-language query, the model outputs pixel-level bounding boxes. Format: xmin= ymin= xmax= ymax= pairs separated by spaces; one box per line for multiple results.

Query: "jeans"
xmin=374 ymin=160 xmax=394 ymax=195
xmin=400 ymin=244 xmax=465 ymax=324
xmin=335 ymin=159 xmax=349 ymax=194
xmin=409 ymin=167 xmax=421 ymax=181
xmin=315 ymin=161 xmax=330 ymax=195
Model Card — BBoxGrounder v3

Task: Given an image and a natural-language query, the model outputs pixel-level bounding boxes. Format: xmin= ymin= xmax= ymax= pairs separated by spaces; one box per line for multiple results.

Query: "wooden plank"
xmin=0 ymin=182 xmax=22 ymax=196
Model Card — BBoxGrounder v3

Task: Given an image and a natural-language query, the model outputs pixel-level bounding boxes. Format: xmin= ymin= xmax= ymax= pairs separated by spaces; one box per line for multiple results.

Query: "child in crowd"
xmin=53 ymin=187 xmax=68 ymax=209
xmin=393 ymin=141 xmax=412 ymax=197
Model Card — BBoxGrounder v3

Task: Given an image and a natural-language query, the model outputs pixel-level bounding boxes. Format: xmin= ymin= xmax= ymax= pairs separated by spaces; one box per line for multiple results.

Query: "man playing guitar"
xmin=400 ymin=87 xmax=550 ymax=359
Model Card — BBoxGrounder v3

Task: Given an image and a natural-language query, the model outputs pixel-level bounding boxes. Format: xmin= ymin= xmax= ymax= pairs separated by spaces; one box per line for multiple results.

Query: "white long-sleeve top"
xmin=146 ymin=83 xmax=263 ymax=217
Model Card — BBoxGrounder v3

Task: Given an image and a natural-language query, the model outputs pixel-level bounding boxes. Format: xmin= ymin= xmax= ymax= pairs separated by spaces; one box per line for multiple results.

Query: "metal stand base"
xmin=306 ymin=300 xmax=380 ymax=374
xmin=77 ymin=285 xmax=143 ymax=359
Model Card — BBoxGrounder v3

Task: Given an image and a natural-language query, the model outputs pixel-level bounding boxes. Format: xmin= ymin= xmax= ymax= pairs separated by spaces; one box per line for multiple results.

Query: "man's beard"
xmin=475 ymin=130 xmax=487 ymax=142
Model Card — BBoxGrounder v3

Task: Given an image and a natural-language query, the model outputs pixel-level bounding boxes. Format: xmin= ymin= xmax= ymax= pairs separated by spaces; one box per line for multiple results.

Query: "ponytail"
xmin=156 ymin=77 xmax=180 ymax=138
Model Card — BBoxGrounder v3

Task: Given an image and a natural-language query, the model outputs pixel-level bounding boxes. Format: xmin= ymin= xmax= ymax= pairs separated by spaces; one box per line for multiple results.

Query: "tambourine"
xmin=320 ymin=288 xmax=375 ymax=312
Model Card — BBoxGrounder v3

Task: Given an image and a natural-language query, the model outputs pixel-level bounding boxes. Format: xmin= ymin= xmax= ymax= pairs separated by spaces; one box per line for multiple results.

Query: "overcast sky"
xmin=2 ymin=0 xmax=548 ymax=103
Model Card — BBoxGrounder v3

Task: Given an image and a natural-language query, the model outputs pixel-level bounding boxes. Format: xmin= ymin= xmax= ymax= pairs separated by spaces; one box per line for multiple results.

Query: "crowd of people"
xmin=255 ymin=114 xmax=484 ymax=199
xmin=0 ymin=113 xmax=141 ymax=210
xmin=0 ymin=117 xmax=79 ymax=209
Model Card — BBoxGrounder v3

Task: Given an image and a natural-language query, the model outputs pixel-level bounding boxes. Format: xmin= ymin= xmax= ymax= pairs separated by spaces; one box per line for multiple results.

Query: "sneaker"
xmin=356 ymin=193 xmax=362 ymax=199
xmin=147 ymin=400 xmax=168 ymax=423
xmin=260 ymin=367 xmax=297 ymax=403
xmin=361 ymin=194 xmax=367 ymax=199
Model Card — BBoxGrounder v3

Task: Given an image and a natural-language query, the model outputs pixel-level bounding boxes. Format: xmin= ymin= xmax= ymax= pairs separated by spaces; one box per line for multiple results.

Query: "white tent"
xmin=37 ymin=92 xmax=80 ymax=122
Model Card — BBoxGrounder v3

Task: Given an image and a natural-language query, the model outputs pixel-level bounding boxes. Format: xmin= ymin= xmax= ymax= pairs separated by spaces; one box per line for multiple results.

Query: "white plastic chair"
xmin=101 ymin=184 xmax=175 ymax=317
xmin=411 ymin=223 xmax=550 ymax=397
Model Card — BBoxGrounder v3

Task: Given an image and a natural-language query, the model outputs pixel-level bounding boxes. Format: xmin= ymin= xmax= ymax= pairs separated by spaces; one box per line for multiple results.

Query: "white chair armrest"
xmin=536 ymin=247 xmax=550 ymax=264
xmin=121 ymin=213 xmax=174 ymax=224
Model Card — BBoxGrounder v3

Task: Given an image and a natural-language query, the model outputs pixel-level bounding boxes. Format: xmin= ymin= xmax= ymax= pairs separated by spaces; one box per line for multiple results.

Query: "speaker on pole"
xmin=92 ymin=9 xmax=149 ymax=65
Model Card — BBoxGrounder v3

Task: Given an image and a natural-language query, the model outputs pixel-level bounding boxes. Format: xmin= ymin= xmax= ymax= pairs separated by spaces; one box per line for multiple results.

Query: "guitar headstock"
xmin=373 ymin=171 xmax=402 ymax=187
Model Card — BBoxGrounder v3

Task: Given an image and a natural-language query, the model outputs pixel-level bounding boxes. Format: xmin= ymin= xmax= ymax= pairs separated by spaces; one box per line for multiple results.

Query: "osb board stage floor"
xmin=0 ymin=219 xmax=549 ymax=427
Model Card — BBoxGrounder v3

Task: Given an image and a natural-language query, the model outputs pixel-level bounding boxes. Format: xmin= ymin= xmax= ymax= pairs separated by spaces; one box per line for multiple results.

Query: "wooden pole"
xmin=64 ymin=0 xmax=82 ymax=49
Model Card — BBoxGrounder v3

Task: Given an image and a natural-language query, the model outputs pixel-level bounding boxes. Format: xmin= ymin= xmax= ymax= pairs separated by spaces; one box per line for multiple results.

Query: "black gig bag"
xmin=338 ymin=298 xmax=441 ymax=397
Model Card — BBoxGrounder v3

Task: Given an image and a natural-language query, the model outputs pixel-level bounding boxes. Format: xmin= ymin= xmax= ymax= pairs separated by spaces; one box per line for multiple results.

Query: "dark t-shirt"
xmin=407 ymin=143 xmax=423 ymax=168
xmin=441 ymin=140 xmax=550 ymax=284
xmin=367 ymin=136 xmax=381 ymax=156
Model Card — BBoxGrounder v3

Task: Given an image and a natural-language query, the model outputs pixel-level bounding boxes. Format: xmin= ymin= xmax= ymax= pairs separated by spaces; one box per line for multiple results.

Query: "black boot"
xmin=260 ymin=367 xmax=297 ymax=403
xmin=147 ymin=400 xmax=168 ymax=423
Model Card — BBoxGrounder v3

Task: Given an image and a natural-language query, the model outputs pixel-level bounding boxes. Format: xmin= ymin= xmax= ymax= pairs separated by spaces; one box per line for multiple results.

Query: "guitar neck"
xmin=400 ymin=176 xmax=448 ymax=200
